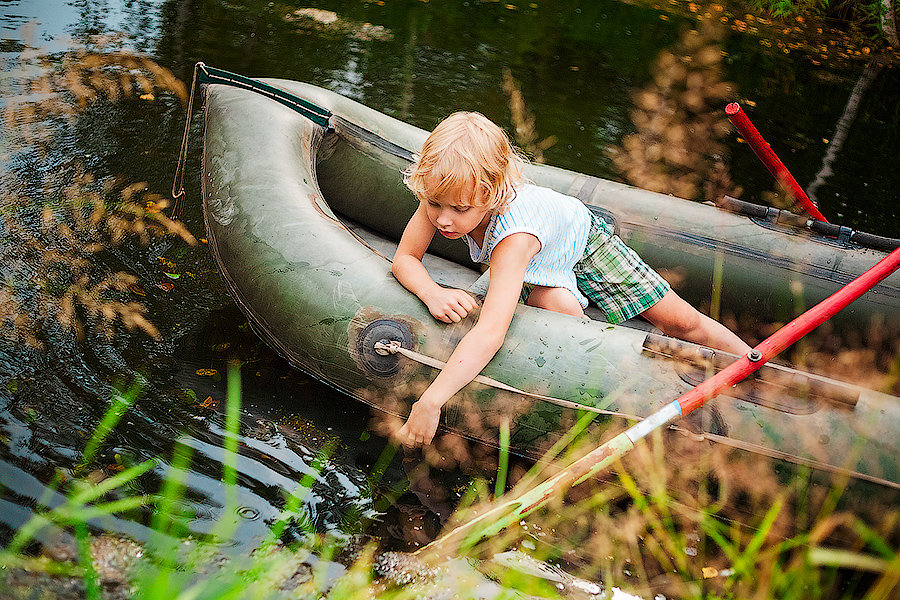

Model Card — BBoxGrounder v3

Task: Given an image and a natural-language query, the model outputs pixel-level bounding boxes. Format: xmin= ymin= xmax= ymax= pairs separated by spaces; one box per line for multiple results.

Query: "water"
xmin=1 ymin=0 xmax=898 ymax=563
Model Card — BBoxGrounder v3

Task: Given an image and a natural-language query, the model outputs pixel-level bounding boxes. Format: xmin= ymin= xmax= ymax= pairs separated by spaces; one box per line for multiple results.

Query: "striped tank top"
xmin=464 ymin=183 xmax=592 ymax=307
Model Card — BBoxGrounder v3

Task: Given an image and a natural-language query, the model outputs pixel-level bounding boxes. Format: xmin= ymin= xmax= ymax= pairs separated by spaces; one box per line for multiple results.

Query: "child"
xmin=392 ymin=111 xmax=750 ymax=447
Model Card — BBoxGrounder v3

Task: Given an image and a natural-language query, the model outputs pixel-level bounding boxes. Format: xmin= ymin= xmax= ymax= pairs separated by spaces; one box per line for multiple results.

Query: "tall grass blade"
xmin=494 ymin=419 xmax=510 ymax=497
xmin=264 ymin=438 xmax=337 ymax=548
xmin=210 ymin=361 xmax=243 ymax=544
xmin=73 ymin=520 xmax=101 ymax=600
xmin=78 ymin=378 xmax=143 ymax=472
xmin=808 ymin=547 xmax=890 ymax=573
xmin=69 ymin=458 xmax=157 ymax=505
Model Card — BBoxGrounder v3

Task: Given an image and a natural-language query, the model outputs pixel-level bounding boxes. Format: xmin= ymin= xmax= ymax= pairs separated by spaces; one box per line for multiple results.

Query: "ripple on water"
xmin=235 ymin=505 xmax=261 ymax=521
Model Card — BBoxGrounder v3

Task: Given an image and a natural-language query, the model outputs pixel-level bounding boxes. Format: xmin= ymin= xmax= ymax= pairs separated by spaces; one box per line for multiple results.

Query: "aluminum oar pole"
xmin=420 ymin=244 xmax=900 ymax=557
xmin=725 ymin=102 xmax=828 ymax=223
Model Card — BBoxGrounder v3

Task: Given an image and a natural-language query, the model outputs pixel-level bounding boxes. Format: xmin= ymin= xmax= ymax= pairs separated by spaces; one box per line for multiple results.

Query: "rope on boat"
xmin=374 ymin=340 xmax=638 ymax=419
xmin=170 ymin=62 xmax=203 ymax=216
xmin=170 ymin=62 xmax=333 ymax=216
xmin=374 ymin=340 xmax=900 ymax=490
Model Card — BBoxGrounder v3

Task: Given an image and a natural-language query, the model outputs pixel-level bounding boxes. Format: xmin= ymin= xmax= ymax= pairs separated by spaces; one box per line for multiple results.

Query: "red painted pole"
xmin=678 ymin=244 xmax=900 ymax=415
xmin=725 ymin=102 xmax=829 ymax=223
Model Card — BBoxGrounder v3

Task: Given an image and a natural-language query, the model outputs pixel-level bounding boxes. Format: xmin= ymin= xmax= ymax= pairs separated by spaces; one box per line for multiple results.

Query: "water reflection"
xmin=608 ymin=21 xmax=740 ymax=203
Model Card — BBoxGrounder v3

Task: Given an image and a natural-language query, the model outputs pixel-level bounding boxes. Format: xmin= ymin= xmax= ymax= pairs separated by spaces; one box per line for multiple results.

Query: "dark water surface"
xmin=1 ymin=0 xmax=898 ymax=559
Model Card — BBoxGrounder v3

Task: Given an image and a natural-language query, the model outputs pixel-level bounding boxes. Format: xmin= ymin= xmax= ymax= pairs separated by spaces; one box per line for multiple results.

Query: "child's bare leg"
xmin=641 ymin=290 xmax=751 ymax=355
xmin=526 ymin=286 xmax=585 ymax=317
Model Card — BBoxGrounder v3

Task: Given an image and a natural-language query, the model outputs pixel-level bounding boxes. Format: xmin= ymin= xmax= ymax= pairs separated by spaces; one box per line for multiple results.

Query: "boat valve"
xmin=354 ymin=318 xmax=414 ymax=377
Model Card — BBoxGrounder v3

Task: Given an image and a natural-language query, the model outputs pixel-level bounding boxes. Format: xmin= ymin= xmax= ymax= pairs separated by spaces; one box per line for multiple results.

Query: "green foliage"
xmin=3 ymin=365 xmax=899 ymax=598
xmin=0 ymin=365 xmax=349 ymax=599
xmin=748 ymin=0 xmax=831 ymax=18
xmin=747 ymin=0 xmax=899 ymax=42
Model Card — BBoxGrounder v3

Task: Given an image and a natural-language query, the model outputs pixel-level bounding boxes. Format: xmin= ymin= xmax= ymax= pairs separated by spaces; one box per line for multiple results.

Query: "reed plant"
xmin=0 ymin=34 xmax=196 ymax=351
xmin=425 ymin=423 xmax=898 ymax=599
xmin=3 ymin=360 xmax=898 ymax=599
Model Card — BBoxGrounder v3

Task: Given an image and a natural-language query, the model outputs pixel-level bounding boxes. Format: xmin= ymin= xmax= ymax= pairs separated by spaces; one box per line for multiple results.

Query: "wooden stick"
xmin=419 ymin=245 xmax=900 ymax=557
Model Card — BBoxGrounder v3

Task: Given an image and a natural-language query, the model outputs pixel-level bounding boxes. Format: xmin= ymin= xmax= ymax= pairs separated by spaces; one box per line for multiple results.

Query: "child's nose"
xmin=436 ymin=210 xmax=453 ymax=226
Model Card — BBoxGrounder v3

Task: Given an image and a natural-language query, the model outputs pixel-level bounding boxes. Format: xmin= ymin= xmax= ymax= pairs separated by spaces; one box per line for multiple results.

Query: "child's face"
xmin=421 ymin=184 xmax=490 ymax=240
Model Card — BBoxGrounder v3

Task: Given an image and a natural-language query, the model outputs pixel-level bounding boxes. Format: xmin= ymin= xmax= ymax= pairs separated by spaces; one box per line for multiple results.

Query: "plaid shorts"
xmin=574 ymin=211 xmax=670 ymax=324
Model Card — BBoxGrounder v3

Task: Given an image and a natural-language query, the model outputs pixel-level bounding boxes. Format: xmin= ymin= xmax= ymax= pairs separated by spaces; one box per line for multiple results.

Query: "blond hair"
xmin=405 ymin=111 xmax=523 ymax=214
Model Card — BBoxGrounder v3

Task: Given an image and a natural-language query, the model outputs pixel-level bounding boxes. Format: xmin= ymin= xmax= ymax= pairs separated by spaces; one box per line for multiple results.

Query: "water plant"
xmin=0 ymin=33 xmax=196 ymax=351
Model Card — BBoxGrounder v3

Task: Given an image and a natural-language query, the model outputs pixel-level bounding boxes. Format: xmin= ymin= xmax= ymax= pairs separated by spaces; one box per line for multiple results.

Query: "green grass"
xmin=2 ymin=364 xmax=898 ymax=600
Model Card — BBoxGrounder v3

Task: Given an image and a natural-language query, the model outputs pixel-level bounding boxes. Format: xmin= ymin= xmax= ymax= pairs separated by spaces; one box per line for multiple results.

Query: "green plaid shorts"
xmin=574 ymin=211 xmax=670 ymax=324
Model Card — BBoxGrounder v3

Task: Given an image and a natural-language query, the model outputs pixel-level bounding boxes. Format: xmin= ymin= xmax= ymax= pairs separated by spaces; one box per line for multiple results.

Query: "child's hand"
xmin=395 ymin=398 xmax=442 ymax=446
xmin=423 ymin=288 xmax=478 ymax=323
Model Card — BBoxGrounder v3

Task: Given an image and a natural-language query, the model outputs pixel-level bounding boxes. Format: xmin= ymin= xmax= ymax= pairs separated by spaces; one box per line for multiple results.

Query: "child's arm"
xmin=392 ymin=204 xmax=479 ymax=323
xmin=395 ymin=232 xmax=541 ymax=446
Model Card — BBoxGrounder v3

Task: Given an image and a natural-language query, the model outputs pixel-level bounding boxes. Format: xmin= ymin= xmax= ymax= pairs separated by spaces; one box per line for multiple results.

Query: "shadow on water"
xmin=1 ymin=0 xmax=899 ymax=596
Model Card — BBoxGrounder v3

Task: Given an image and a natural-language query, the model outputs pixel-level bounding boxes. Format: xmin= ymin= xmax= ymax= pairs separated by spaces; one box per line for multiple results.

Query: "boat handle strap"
xmin=195 ymin=63 xmax=332 ymax=128
xmin=170 ymin=62 xmax=333 ymax=216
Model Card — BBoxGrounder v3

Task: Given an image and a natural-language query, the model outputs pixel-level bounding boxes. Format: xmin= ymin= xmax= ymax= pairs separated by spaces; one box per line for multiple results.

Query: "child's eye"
xmin=453 ymin=206 xmax=470 ymax=213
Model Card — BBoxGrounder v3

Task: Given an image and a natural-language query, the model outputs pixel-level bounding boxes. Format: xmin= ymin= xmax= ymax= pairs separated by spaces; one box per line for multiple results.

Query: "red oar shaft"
xmin=678 ymin=244 xmax=899 ymax=415
xmin=725 ymin=102 xmax=828 ymax=223
xmin=421 ymin=245 xmax=900 ymax=557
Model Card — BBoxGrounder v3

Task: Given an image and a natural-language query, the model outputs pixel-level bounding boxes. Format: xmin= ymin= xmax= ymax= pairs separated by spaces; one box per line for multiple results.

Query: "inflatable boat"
xmin=197 ymin=66 xmax=900 ymax=489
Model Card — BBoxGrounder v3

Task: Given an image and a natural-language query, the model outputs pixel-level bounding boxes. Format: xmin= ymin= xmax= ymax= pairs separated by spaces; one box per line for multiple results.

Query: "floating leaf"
xmin=200 ymin=396 xmax=219 ymax=409
xmin=163 ymin=272 xmax=180 ymax=279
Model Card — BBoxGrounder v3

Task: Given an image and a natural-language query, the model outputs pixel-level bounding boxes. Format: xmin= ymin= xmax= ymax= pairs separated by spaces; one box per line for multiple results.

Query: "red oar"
xmin=725 ymin=102 xmax=828 ymax=223
xmin=420 ymin=245 xmax=900 ymax=557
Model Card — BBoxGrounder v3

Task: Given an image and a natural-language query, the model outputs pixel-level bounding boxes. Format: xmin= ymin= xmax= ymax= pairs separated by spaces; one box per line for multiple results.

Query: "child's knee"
xmin=645 ymin=294 xmax=702 ymax=336
xmin=526 ymin=286 xmax=584 ymax=317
